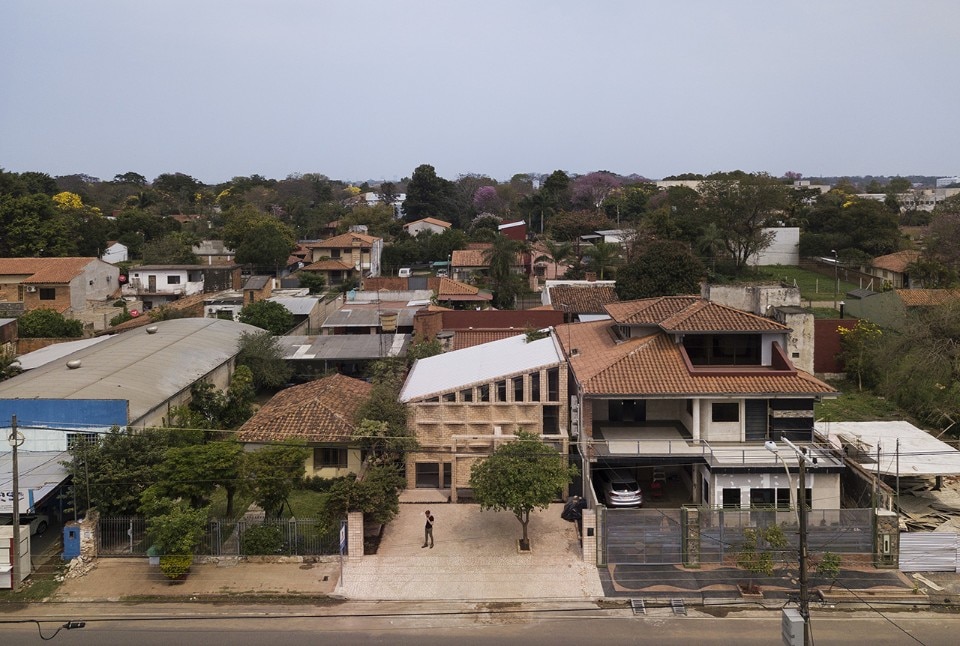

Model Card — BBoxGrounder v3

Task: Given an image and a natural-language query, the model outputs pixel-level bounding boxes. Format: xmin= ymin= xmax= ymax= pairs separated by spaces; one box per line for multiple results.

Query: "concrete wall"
xmin=707 ymin=470 xmax=840 ymax=511
xmin=703 ymin=282 xmax=802 ymax=314
xmin=749 ymin=227 xmax=800 ymax=266
xmin=773 ymin=308 xmax=815 ymax=374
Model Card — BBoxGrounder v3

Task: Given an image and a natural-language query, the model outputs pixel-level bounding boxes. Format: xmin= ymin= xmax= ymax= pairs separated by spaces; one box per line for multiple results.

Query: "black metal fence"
xmin=98 ymin=516 xmax=339 ymax=557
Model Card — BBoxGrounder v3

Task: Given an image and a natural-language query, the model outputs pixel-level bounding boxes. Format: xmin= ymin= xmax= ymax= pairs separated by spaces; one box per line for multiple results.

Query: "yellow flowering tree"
xmin=838 ymin=320 xmax=883 ymax=391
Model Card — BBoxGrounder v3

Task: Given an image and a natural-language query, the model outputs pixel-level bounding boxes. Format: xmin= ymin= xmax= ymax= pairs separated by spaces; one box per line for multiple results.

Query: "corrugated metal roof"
xmin=16 ymin=337 xmax=113 ymax=370
xmin=322 ymin=308 xmax=416 ymax=328
xmin=279 ymin=334 xmax=410 ymax=360
xmin=400 ymin=333 xmax=563 ymax=402
xmin=268 ymin=296 xmax=320 ymax=316
xmin=0 ymin=451 xmax=70 ymax=514
xmin=0 ymin=318 xmax=262 ymax=425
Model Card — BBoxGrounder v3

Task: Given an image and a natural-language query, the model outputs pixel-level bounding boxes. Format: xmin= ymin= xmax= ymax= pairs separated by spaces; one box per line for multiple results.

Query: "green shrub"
xmin=159 ymin=554 xmax=192 ymax=580
xmin=241 ymin=524 xmax=284 ymax=555
xmin=110 ymin=310 xmax=133 ymax=326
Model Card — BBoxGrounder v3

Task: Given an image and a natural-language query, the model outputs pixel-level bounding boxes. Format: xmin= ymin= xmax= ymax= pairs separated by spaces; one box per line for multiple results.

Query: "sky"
xmin=1 ymin=1 xmax=958 ymax=185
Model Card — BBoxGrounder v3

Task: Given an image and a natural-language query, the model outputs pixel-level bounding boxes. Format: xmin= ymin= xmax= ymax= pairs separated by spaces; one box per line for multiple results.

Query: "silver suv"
xmin=601 ymin=469 xmax=643 ymax=508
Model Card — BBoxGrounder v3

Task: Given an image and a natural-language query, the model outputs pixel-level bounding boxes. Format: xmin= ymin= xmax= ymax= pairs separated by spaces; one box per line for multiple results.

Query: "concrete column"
xmin=681 ymin=505 xmax=701 ymax=568
xmin=874 ymin=509 xmax=899 ymax=569
xmin=347 ymin=511 xmax=364 ymax=562
xmin=581 ymin=508 xmax=598 ymax=565
xmin=692 ymin=399 xmax=701 ymax=441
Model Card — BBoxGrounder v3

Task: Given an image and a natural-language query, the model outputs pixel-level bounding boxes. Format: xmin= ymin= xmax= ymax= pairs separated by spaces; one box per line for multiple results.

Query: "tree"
xmin=571 ymin=171 xmax=622 ymax=212
xmin=295 ymin=270 xmax=326 ymax=294
xmin=482 ymin=234 xmax=529 ymax=309
xmin=736 ymin=524 xmax=788 ymax=593
xmin=243 ymin=443 xmax=309 ymax=519
xmin=65 ymin=428 xmax=181 ymax=516
xmin=403 ymin=164 xmax=456 ymax=222
xmin=837 ymin=319 xmax=883 ymax=391
xmin=697 ymin=173 xmax=787 ymax=271
xmin=223 ymin=205 xmax=296 ymax=270
xmin=356 ymin=357 xmax=414 ymax=464
xmin=235 ymin=331 xmax=294 ymax=390
xmin=149 ymin=442 xmax=244 ymax=515
xmin=1 ymin=346 xmax=23 ymax=381
xmin=470 ymin=430 xmax=578 ymax=549
xmin=583 ymin=240 xmax=622 ymax=280
xmin=141 ymin=232 xmax=199 ymax=264
xmin=615 ymin=240 xmax=705 ymax=300
xmin=320 ymin=465 xmax=405 ymax=534
xmin=17 ymin=308 xmax=83 ymax=338
xmin=238 ymin=300 xmax=294 ymax=335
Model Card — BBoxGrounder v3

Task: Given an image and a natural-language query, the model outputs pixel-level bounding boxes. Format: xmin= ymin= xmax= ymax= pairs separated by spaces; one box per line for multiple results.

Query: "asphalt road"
xmin=2 ymin=605 xmax=960 ymax=645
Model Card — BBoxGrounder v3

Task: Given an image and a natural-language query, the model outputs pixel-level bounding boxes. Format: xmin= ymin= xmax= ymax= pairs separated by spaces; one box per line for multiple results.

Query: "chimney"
xmin=585 ymin=272 xmax=597 ymax=282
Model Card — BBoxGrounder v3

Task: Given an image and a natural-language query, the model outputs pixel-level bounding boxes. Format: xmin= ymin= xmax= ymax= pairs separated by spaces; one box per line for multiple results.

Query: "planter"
xmin=517 ymin=539 xmax=532 ymax=553
xmin=738 ymin=583 xmax=763 ymax=599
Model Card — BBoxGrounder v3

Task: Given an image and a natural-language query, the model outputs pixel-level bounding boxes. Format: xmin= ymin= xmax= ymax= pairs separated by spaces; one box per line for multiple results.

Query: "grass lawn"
xmin=815 ymin=380 xmax=910 ymax=423
xmin=207 ymin=487 xmax=257 ymax=520
xmin=753 ymin=265 xmax=860 ymax=303
xmin=284 ymin=489 xmax=329 ymax=519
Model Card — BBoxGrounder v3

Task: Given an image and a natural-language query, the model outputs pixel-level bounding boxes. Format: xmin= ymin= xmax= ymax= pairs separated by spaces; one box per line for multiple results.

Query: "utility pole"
xmin=9 ymin=415 xmax=23 ymax=593
xmin=797 ymin=452 xmax=810 ymax=646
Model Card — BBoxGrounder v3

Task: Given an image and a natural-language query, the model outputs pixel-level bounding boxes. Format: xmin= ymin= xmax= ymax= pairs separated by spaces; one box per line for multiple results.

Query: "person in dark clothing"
xmin=422 ymin=509 xmax=434 ymax=548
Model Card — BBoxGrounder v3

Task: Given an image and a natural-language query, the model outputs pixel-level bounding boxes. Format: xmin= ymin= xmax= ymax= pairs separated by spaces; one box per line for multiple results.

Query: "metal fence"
xmin=98 ymin=516 xmax=340 ymax=557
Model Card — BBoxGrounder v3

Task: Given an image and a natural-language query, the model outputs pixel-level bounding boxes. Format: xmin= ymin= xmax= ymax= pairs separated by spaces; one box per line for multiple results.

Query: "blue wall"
xmin=0 ymin=398 xmax=129 ymax=430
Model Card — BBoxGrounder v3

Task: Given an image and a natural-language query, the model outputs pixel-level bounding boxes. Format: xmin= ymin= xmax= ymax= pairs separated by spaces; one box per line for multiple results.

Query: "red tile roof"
xmin=896 ymin=288 xmax=960 ymax=307
xmin=872 ymin=250 xmax=920 ymax=273
xmin=549 ymin=284 xmax=619 ymax=314
xmin=451 ymin=329 xmax=520 ymax=350
xmin=451 ymin=247 xmax=490 ymax=268
xmin=606 ymin=296 xmax=787 ymax=332
xmin=302 ymin=259 xmax=356 ymax=271
xmin=305 ymin=232 xmax=379 ymax=249
xmin=0 ymin=257 xmax=98 ymax=284
xmin=559 ymin=320 xmax=835 ymax=397
xmin=404 ymin=217 xmax=452 ymax=229
xmin=236 ymin=373 xmax=373 ymax=443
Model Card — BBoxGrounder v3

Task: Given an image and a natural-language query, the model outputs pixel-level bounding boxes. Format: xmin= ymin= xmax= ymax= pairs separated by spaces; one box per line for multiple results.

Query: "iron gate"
xmin=601 ymin=508 xmax=682 ymax=565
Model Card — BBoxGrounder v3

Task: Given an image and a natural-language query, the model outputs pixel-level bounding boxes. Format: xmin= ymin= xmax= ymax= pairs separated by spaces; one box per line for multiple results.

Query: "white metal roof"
xmin=268 ymin=296 xmax=320 ymax=316
xmin=818 ymin=420 xmax=960 ymax=477
xmin=0 ymin=318 xmax=262 ymax=425
xmin=15 ymin=337 xmax=112 ymax=370
xmin=399 ymin=333 xmax=563 ymax=402
xmin=0 ymin=451 xmax=69 ymax=514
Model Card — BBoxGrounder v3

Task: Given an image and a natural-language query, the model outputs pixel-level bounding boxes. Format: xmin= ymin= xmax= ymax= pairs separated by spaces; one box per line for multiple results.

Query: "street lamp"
xmin=831 ymin=249 xmax=839 ymax=311
xmin=8 ymin=415 xmax=24 ymax=593
xmin=765 ymin=438 xmax=814 ymax=646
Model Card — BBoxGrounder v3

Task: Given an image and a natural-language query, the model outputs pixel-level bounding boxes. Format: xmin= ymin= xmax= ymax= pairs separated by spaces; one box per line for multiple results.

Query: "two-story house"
xmin=562 ymin=296 xmax=842 ymax=512
xmin=122 ymin=265 xmax=205 ymax=309
xmin=304 ymin=232 xmax=383 ymax=278
xmin=399 ymin=332 xmax=570 ymax=501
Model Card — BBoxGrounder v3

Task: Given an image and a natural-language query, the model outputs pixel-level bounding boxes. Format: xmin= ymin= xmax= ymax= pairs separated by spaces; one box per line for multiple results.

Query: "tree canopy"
xmin=615 ymin=240 xmax=705 ymax=300
xmin=17 ymin=308 xmax=83 ymax=338
xmin=470 ymin=430 xmax=578 ymax=547
xmin=238 ymin=300 xmax=294 ymax=335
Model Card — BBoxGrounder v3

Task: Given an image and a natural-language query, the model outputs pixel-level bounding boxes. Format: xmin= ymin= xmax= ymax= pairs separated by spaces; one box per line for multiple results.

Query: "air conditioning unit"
xmin=26 ymin=286 xmax=37 ymax=293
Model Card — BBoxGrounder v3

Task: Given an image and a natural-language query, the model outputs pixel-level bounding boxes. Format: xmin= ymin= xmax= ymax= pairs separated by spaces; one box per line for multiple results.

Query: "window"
xmin=712 ymin=402 xmax=739 ymax=423
xmin=496 ymin=380 xmax=507 ymax=402
xmin=749 ymin=488 xmax=775 ymax=508
xmin=530 ymin=373 xmax=540 ymax=402
xmin=39 ymin=287 xmax=56 ymax=300
xmin=66 ymin=433 xmax=97 ymax=450
xmin=314 ymin=447 xmax=348 ymax=469
xmin=513 ymin=377 xmax=524 ymax=402
xmin=442 ymin=392 xmax=455 ymax=402
xmin=542 ymin=406 xmax=559 ymax=435
xmin=460 ymin=388 xmax=473 ymax=402
xmin=722 ymin=488 xmax=742 ymax=509
xmin=330 ymin=249 xmax=341 ymax=259
xmin=479 ymin=385 xmax=490 ymax=402
xmin=547 ymin=368 xmax=559 ymax=401
xmin=415 ymin=462 xmax=440 ymax=488
xmin=167 ymin=275 xmax=181 ymax=285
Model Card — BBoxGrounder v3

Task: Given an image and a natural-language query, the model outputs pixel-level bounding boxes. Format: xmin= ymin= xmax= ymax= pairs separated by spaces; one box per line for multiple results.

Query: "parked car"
xmin=0 ymin=512 xmax=50 ymax=535
xmin=398 ymin=267 xmax=412 ymax=278
xmin=600 ymin=469 xmax=643 ymax=508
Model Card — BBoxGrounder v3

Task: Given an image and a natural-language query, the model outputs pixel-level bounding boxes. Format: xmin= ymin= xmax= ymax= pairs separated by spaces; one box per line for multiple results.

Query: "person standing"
xmin=422 ymin=509 xmax=434 ymax=548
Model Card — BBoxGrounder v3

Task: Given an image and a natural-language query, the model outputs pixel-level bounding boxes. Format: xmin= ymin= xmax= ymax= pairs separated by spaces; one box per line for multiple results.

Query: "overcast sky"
xmin=2 ymin=1 xmax=957 ymax=185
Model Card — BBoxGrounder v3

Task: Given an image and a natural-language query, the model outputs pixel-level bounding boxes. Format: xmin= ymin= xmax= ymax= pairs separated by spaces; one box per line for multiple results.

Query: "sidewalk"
xmin=337 ymin=502 xmax=603 ymax=601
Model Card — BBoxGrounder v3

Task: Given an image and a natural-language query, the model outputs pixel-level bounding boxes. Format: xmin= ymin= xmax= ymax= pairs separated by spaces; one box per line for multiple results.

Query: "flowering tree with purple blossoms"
xmin=572 ymin=171 xmax=622 ymax=212
xmin=473 ymin=185 xmax=503 ymax=214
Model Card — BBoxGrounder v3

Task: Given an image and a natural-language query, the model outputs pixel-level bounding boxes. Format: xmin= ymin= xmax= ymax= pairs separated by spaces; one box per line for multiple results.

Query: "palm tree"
xmin=584 ymin=241 xmax=622 ymax=280
xmin=482 ymin=234 xmax=530 ymax=309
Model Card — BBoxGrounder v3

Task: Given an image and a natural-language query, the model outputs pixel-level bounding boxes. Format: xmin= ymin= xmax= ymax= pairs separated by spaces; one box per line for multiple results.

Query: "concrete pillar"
xmin=692 ymin=399 xmax=701 ymax=441
xmin=582 ymin=508 xmax=598 ymax=565
xmin=347 ymin=511 xmax=364 ymax=562
xmin=681 ymin=505 xmax=701 ymax=568
xmin=874 ymin=509 xmax=899 ymax=569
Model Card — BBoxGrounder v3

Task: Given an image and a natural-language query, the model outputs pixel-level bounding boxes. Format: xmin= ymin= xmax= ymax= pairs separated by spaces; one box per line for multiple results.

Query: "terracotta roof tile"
xmin=560 ymin=321 xmax=835 ymax=397
xmin=896 ymin=288 xmax=960 ymax=307
xmin=302 ymin=259 xmax=356 ymax=271
xmin=451 ymin=329 xmax=520 ymax=350
xmin=606 ymin=297 xmax=786 ymax=332
xmin=437 ymin=277 xmax=480 ymax=296
xmin=0 ymin=257 xmax=98 ymax=284
xmin=404 ymin=217 xmax=451 ymax=229
xmin=305 ymin=232 xmax=379 ymax=249
xmin=549 ymin=284 xmax=619 ymax=314
xmin=236 ymin=373 xmax=373 ymax=443
xmin=451 ymin=247 xmax=489 ymax=268
xmin=872 ymin=250 xmax=920 ymax=273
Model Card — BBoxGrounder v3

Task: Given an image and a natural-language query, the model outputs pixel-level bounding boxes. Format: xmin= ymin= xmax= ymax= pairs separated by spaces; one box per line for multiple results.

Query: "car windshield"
xmin=611 ymin=481 xmax=637 ymax=492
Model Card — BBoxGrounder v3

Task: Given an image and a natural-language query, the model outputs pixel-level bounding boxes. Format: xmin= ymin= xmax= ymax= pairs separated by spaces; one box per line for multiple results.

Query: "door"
xmin=744 ymin=399 xmax=768 ymax=441
xmin=148 ymin=275 xmax=157 ymax=292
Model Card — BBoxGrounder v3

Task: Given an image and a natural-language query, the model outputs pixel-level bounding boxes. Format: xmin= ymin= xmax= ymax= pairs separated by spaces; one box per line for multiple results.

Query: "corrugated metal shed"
xmin=0 ymin=318 xmax=261 ymax=425
xmin=268 ymin=296 xmax=320 ymax=316
xmin=400 ymin=333 xmax=563 ymax=402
